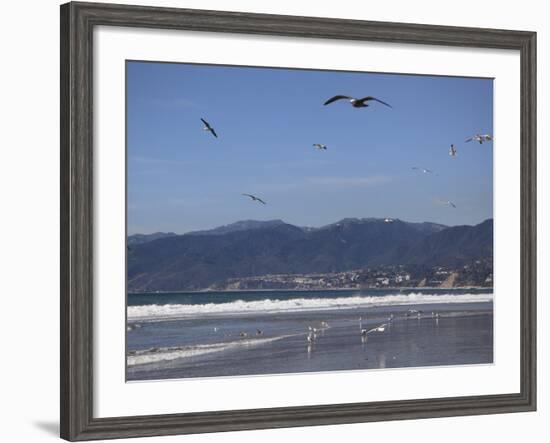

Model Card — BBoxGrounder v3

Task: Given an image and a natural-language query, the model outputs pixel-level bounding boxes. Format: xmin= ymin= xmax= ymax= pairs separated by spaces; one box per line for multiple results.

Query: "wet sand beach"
xmin=127 ymin=301 xmax=493 ymax=381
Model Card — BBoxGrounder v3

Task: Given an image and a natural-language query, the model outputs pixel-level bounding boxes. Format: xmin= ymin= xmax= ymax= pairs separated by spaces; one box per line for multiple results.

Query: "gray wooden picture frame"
xmin=60 ymin=2 xmax=537 ymax=441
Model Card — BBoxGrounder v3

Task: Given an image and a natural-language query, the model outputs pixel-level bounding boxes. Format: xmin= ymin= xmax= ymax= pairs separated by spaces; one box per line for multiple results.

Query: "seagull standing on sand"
xmin=200 ymin=118 xmax=218 ymax=138
xmin=313 ymin=143 xmax=327 ymax=150
xmin=449 ymin=144 xmax=457 ymax=157
xmin=359 ymin=317 xmax=368 ymax=336
xmin=242 ymin=193 xmax=266 ymax=205
xmin=465 ymin=134 xmax=493 ymax=144
xmin=323 ymin=95 xmax=392 ymax=109
xmin=367 ymin=323 xmax=387 ymax=334
xmin=406 ymin=309 xmax=422 ymax=317
xmin=307 ymin=326 xmax=317 ymax=343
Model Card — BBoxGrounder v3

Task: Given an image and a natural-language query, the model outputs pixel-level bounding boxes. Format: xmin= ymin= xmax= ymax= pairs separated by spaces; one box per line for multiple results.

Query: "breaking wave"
xmin=127 ymin=292 xmax=493 ymax=322
xmin=127 ymin=335 xmax=294 ymax=366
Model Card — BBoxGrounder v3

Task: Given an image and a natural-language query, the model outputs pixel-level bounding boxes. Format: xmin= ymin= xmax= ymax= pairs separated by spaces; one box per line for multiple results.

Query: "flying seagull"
xmin=312 ymin=143 xmax=327 ymax=150
xmin=437 ymin=199 xmax=457 ymax=209
xmin=242 ymin=193 xmax=266 ymax=205
xmin=449 ymin=144 xmax=457 ymax=157
xmin=200 ymin=118 xmax=218 ymax=138
xmin=323 ymin=95 xmax=392 ymax=108
xmin=465 ymin=134 xmax=493 ymax=144
xmin=412 ymin=167 xmax=434 ymax=174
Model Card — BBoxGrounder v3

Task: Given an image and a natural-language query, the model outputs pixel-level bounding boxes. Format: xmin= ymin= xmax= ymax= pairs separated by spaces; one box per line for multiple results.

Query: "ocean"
xmin=126 ymin=288 xmax=493 ymax=381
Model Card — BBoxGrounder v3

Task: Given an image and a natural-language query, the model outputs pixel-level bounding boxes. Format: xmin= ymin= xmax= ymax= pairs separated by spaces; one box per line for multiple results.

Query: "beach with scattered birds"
xmin=127 ymin=289 xmax=493 ymax=381
xmin=127 ymin=61 xmax=493 ymax=381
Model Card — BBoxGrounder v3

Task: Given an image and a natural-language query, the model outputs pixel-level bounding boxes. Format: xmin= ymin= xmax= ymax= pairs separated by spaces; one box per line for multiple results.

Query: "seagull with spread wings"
xmin=465 ymin=134 xmax=493 ymax=144
xmin=242 ymin=193 xmax=266 ymax=205
xmin=437 ymin=199 xmax=457 ymax=209
xmin=323 ymin=95 xmax=392 ymax=109
xmin=312 ymin=143 xmax=327 ymax=150
xmin=200 ymin=118 xmax=218 ymax=138
xmin=412 ymin=167 xmax=434 ymax=174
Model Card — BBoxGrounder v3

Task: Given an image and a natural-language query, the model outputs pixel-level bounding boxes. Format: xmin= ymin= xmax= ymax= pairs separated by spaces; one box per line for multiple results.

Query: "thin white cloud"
xmin=146 ymin=97 xmax=203 ymax=110
xmin=263 ymin=159 xmax=331 ymax=170
xmin=167 ymin=197 xmax=219 ymax=207
xmin=130 ymin=156 xmax=194 ymax=167
xmin=306 ymin=175 xmax=392 ymax=187
xmin=256 ymin=182 xmax=302 ymax=193
xmin=257 ymin=175 xmax=392 ymax=193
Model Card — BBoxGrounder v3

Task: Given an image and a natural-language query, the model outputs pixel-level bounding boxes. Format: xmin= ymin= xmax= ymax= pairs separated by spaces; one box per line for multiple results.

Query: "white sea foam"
xmin=127 ymin=335 xmax=294 ymax=366
xmin=127 ymin=292 xmax=493 ymax=322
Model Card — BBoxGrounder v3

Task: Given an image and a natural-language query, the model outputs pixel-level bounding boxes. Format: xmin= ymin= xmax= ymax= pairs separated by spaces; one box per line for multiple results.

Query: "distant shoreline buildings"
xmin=207 ymin=260 xmax=493 ymax=292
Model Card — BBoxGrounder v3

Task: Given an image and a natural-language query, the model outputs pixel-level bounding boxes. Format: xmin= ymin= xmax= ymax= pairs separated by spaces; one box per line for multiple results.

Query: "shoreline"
xmin=128 ymin=286 xmax=494 ymax=296
xmin=127 ymin=304 xmax=494 ymax=380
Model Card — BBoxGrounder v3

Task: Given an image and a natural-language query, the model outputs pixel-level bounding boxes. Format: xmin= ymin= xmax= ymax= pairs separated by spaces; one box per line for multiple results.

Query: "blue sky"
xmin=127 ymin=61 xmax=493 ymax=235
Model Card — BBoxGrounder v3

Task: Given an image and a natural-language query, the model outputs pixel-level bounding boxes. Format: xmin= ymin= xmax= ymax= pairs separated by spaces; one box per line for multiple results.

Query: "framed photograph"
xmin=60 ymin=1 xmax=536 ymax=440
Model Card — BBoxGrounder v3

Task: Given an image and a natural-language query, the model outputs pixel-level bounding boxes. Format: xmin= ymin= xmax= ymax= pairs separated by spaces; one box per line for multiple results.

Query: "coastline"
xmin=128 ymin=286 xmax=493 ymax=295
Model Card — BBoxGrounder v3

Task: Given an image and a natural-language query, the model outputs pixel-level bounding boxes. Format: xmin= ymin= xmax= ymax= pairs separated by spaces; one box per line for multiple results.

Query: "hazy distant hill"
xmin=127 ymin=218 xmax=492 ymax=291
xmin=399 ymin=219 xmax=493 ymax=265
xmin=187 ymin=219 xmax=287 ymax=236
xmin=127 ymin=232 xmax=177 ymax=246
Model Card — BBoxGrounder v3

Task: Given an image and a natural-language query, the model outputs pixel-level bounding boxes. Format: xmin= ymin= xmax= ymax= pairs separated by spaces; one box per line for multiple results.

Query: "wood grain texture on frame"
xmin=60 ymin=2 xmax=536 ymax=440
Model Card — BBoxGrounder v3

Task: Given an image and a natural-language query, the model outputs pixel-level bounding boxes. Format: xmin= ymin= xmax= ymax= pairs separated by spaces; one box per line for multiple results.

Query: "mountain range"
xmin=127 ymin=218 xmax=493 ymax=291
xmin=127 ymin=231 xmax=177 ymax=246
